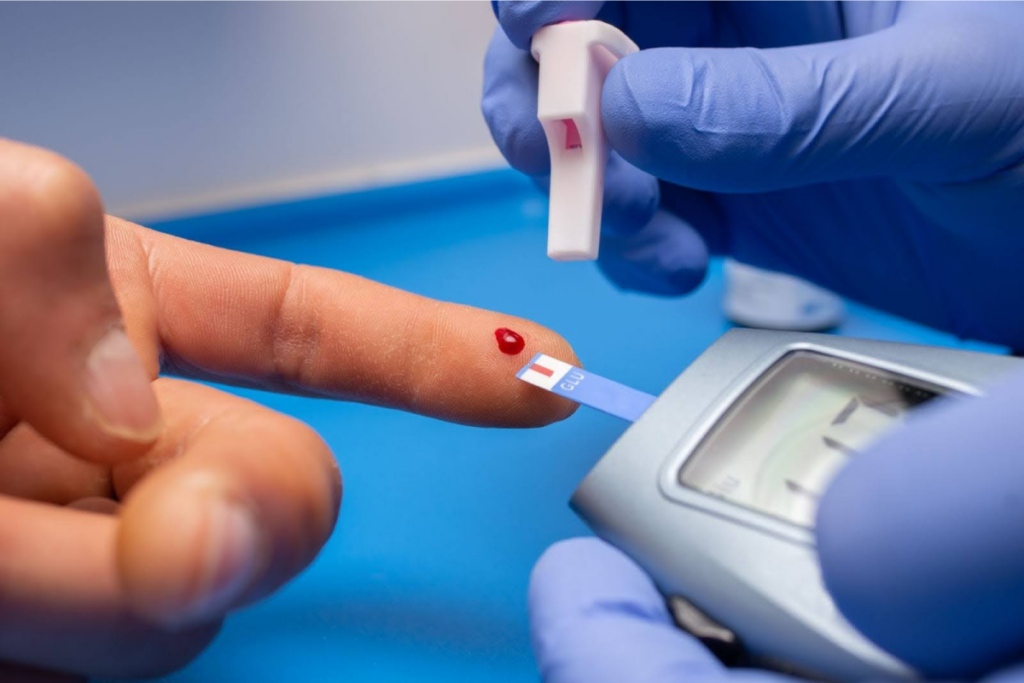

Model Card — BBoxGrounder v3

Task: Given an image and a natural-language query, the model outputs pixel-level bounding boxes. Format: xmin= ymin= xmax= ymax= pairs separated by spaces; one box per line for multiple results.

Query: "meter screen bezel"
xmin=657 ymin=342 xmax=960 ymax=546
xmin=677 ymin=350 xmax=942 ymax=528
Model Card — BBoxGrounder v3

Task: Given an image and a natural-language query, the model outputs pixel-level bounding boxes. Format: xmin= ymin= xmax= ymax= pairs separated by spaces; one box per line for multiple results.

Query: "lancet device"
xmin=519 ymin=330 xmax=1021 ymax=680
xmin=531 ymin=21 xmax=639 ymax=261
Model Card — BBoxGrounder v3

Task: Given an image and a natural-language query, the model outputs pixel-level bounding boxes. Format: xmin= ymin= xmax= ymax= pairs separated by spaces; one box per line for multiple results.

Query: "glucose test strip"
xmin=517 ymin=353 xmax=656 ymax=422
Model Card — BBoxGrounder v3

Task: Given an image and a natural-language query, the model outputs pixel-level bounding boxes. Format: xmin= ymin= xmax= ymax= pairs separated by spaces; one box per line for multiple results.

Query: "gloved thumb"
xmin=529 ymin=538 xmax=731 ymax=683
xmin=0 ymin=140 xmax=161 ymax=463
xmin=601 ymin=5 xmax=1024 ymax=192
xmin=817 ymin=369 xmax=1024 ymax=678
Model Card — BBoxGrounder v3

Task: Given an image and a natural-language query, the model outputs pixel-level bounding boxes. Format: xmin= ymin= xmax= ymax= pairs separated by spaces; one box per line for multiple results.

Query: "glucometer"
xmin=519 ymin=329 xmax=1021 ymax=680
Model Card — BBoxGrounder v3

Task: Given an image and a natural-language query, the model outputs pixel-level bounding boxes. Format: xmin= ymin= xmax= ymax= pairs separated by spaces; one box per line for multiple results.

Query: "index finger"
xmin=106 ymin=217 xmax=579 ymax=427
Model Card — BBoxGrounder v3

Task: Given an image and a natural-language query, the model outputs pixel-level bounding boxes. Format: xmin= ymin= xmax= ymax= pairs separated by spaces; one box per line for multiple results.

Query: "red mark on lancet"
xmin=495 ymin=328 xmax=526 ymax=355
xmin=562 ymin=119 xmax=582 ymax=150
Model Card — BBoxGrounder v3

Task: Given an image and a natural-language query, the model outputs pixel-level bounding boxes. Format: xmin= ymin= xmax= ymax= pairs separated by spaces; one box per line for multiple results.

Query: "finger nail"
xmin=166 ymin=496 xmax=263 ymax=627
xmin=83 ymin=328 xmax=161 ymax=441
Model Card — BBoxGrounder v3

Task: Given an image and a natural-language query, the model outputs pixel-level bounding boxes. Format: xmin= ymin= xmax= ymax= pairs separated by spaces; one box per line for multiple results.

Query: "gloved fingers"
xmin=482 ymin=26 xmax=549 ymax=177
xmin=530 ymin=538 xmax=798 ymax=683
xmin=111 ymin=377 xmax=340 ymax=630
xmin=0 ymin=423 xmax=113 ymax=505
xmin=602 ymin=152 xmax=660 ymax=236
xmin=0 ymin=494 xmax=219 ymax=679
xmin=601 ymin=9 xmax=1024 ymax=192
xmin=105 ymin=217 xmax=578 ymax=429
xmin=0 ymin=140 xmax=160 ymax=466
xmin=597 ymin=209 xmax=709 ymax=296
xmin=530 ymin=538 xmax=725 ymax=683
xmin=817 ymin=368 xmax=1024 ymax=678
xmin=660 ymin=182 xmax=729 ymax=254
xmin=492 ymin=1 xmax=606 ymax=51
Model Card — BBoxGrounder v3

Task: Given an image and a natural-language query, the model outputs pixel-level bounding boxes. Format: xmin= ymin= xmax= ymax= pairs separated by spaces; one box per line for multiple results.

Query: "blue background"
xmin=132 ymin=170 xmax=1000 ymax=683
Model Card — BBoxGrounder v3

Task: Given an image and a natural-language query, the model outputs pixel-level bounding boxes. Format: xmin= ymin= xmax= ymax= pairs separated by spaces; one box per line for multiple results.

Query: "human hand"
xmin=529 ymin=365 xmax=1024 ymax=681
xmin=0 ymin=139 xmax=577 ymax=680
xmin=483 ymin=1 xmax=1024 ymax=347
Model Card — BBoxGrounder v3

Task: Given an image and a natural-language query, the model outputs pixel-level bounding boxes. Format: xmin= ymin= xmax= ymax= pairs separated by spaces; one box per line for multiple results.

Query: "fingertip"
xmin=602 ymin=50 xmax=683 ymax=175
xmin=117 ymin=387 xmax=341 ymax=629
xmin=480 ymin=316 xmax=580 ymax=428
xmin=530 ymin=538 xmax=667 ymax=621
xmin=0 ymin=141 xmax=163 ymax=466
xmin=118 ymin=472 xmax=266 ymax=628
xmin=0 ymin=140 xmax=104 ymax=231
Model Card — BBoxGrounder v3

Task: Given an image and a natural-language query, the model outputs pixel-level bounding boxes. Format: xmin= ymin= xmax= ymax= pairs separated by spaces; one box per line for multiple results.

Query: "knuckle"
xmin=399 ymin=298 xmax=453 ymax=417
xmin=268 ymin=264 xmax=323 ymax=390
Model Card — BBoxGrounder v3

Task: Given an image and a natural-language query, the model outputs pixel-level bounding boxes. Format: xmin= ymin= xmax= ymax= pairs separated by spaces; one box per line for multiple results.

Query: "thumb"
xmin=0 ymin=140 xmax=160 ymax=463
xmin=529 ymin=538 xmax=731 ymax=683
xmin=602 ymin=6 xmax=1024 ymax=191
xmin=817 ymin=369 xmax=1024 ymax=678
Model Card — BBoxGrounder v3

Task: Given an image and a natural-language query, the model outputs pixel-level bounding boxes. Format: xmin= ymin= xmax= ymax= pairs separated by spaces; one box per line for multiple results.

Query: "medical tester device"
xmin=524 ymin=330 xmax=1021 ymax=680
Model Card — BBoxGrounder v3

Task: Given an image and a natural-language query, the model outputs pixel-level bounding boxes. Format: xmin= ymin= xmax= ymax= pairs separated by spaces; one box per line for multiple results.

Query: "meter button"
xmin=667 ymin=595 xmax=747 ymax=666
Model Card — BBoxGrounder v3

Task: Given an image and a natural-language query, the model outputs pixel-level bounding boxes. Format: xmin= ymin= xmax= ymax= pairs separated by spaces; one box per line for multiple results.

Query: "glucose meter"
xmin=558 ymin=330 xmax=1019 ymax=680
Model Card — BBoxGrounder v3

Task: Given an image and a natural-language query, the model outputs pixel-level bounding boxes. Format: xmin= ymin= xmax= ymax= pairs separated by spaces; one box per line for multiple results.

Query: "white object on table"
xmin=724 ymin=260 xmax=845 ymax=332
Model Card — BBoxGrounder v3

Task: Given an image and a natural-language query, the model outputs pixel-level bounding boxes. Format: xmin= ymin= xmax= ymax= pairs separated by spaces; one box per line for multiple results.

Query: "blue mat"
xmin=133 ymin=169 xmax=999 ymax=683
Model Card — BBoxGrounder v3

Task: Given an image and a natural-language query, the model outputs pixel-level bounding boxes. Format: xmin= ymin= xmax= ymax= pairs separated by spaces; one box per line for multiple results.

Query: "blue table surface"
xmin=130 ymin=170 xmax=1000 ymax=683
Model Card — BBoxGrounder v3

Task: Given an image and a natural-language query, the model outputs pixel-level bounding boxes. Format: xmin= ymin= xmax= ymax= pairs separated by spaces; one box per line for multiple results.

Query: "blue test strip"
xmin=516 ymin=353 xmax=657 ymax=422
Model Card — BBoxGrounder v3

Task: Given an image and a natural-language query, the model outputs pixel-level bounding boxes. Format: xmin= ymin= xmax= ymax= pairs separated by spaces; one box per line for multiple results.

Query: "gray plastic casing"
xmin=571 ymin=330 xmax=1021 ymax=681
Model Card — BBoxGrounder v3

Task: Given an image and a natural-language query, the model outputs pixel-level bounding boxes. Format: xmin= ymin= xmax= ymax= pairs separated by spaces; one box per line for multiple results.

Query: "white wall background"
xmin=0 ymin=2 xmax=504 ymax=218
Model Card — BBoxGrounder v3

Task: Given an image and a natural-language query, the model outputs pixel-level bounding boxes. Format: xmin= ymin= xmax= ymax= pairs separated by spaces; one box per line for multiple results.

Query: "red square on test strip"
xmin=530 ymin=363 xmax=554 ymax=377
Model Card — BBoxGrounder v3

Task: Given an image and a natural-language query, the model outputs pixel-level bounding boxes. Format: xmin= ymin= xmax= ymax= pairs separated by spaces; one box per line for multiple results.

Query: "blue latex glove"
xmin=482 ymin=1 xmax=1024 ymax=348
xmin=530 ymin=367 xmax=1024 ymax=681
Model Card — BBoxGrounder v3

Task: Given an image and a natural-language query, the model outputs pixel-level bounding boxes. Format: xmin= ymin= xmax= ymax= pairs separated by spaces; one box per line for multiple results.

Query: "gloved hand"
xmin=482 ymin=1 xmax=1024 ymax=348
xmin=529 ymin=365 xmax=1024 ymax=681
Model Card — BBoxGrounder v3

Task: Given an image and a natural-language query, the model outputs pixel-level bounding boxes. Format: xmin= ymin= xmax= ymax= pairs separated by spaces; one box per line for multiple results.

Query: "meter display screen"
xmin=679 ymin=351 xmax=943 ymax=528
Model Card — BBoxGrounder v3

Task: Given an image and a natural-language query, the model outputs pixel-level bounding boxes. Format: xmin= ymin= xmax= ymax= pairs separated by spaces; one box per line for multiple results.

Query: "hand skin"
xmin=0 ymin=139 xmax=578 ymax=680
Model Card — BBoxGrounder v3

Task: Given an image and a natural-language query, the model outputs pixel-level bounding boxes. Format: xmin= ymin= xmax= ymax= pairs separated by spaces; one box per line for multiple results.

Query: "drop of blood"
xmin=495 ymin=327 xmax=525 ymax=355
